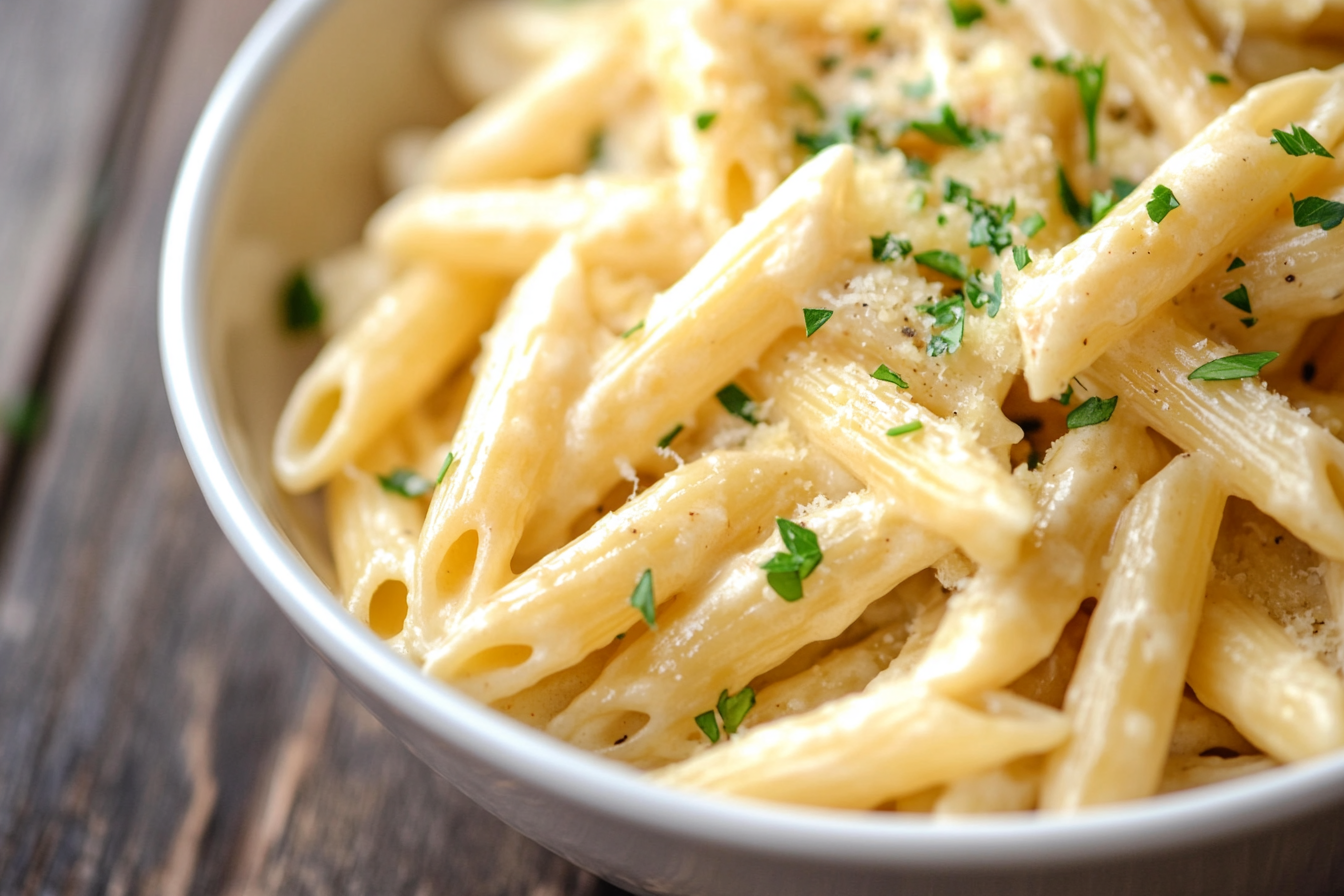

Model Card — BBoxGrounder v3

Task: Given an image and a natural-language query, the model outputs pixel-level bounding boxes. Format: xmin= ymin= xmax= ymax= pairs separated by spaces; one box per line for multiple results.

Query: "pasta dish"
xmin=269 ymin=0 xmax=1344 ymax=813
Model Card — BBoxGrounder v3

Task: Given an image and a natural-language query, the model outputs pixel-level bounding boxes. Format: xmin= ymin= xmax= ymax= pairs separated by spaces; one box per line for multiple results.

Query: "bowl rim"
xmin=160 ymin=0 xmax=1344 ymax=871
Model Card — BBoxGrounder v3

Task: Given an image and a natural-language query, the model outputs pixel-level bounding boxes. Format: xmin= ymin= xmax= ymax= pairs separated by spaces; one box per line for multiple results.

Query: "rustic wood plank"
xmin=0 ymin=1 xmax=629 ymax=892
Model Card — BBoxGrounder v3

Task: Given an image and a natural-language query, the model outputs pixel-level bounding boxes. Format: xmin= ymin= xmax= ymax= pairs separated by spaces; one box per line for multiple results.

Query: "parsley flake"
xmin=629 ymin=569 xmax=657 ymax=628
xmin=914 ymin=249 xmax=969 ymax=280
xmin=1227 ymin=256 xmax=1246 ymax=272
xmin=1271 ymin=124 xmax=1334 ymax=159
xmin=1222 ymin=284 xmax=1252 ymax=314
xmin=792 ymin=83 xmax=826 ymax=119
xmin=902 ymin=75 xmax=935 ymax=99
xmin=621 ymin=320 xmax=645 ymax=338
xmin=1021 ymin=211 xmax=1046 ymax=238
xmin=1188 ymin=351 xmax=1278 ymax=381
xmin=695 ymin=710 xmax=721 ymax=743
xmin=948 ymin=0 xmax=985 ymax=27
xmin=1072 ymin=59 xmax=1106 ymax=163
xmin=871 ymin=232 xmax=913 ymax=261
xmin=1208 ymin=72 xmax=1231 ymax=85
xmin=905 ymin=157 xmax=933 ymax=181
xmin=819 ymin=54 xmax=841 ymax=73
xmin=908 ymin=104 xmax=997 ymax=148
xmin=1291 ymin=193 xmax=1344 ymax=231
xmin=761 ymin=518 xmax=823 ymax=602
xmin=282 ymin=270 xmax=324 ymax=332
xmin=943 ymin=178 xmax=1017 ymax=254
xmin=803 ymin=308 xmax=833 ymax=337
xmin=964 ymin=270 xmax=1002 ymax=317
xmin=1013 ymin=245 xmax=1032 ymax=270
xmin=436 ymin=451 xmax=456 ymax=484
xmin=1 ymin=394 xmax=44 ymax=443
xmin=379 ymin=468 xmax=435 ymax=498
xmin=718 ymin=687 xmax=756 ymax=735
xmin=886 ymin=421 xmax=923 ymax=437
xmin=587 ymin=129 xmax=605 ymax=166
xmin=1066 ymin=395 xmax=1118 ymax=429
xmin=717 ymin=383 xmax=760 ymax=424
xmin=695 ymin=111 xmax=719 ymax=131
xmin=1241 ymin=317 xmax=1258 ymax=328
xmin=916 ymin=294 xmax=966 ymax=356
xmin=871 ymin=364 xmax=910 ymax=388
xmin=863 ymin=25 xmax=883 ymax=42
xmin=1058 ymin=384 xmax=1074 ymax=406
xmin=1146 ymin=184 xmax=1180 ymax=223
xmin=657 ymin=424 xmax=684 ymax=449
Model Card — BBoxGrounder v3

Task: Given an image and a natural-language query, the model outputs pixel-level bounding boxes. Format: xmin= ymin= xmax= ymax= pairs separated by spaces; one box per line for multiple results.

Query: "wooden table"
xmin=0 ymin=2 xmax=629 ymax=892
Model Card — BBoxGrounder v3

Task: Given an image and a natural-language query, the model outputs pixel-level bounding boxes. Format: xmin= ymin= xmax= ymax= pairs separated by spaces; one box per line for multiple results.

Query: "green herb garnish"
xmin=908 ymin=104 xmax=997 ymax=148
xmin=1271 ymin=124 xmax=1334 ymax=159
xmin=717 ymin=383 xmax=759 ymax=424
xmin=1073 ymin=59 xmax=1106 ymax=163
xmin=871 ymin=232 xmax=913 ymax=261
xmin=695 ymin=710 xmax=721 ymax=743
xmin=1222 ymin=284 xmax=1252 ymax=314
xmin=886 ymin=421 xmax=923 ymax=437
xmin=1013 ymin=245 xmax=1032 ymax=270
xmin=695 ymin=111 xmax=719 ymax=131
xmin=379 ymin=468 xmax=435 ymax=498
xmin=436 ymin=451 xmax=455 ymax=484
xmin=916 ymin=294 xmax=966 ymax=356
xmin=621 ymin=320 xmax=645 ymax=338
xmin=1227 ymin=256 xmax=1246 ymax=272
xmin=1292 ymin=193 xmax=1344 ymax=231
xmin=629 ymin=569 xmax=657 ymax=628
xmin=914 ymin=249 xmax=969 ymax=280
xmin=902 ymin=75 xmax=935 ymax=99
xmin=964 ymin=270 xmax=1002 ymax=317
xmin=1066 ymin=395 xmax=1118 ymax=429
xmin=657 ymin=424 xmax=684 ymax=449
xmin=1208 ymin=72 xmax=1231 ymax=85
xmin=804 ymin=308 xmax=833 ymax=337
xmin=948 ymin=0 xmax=985 ymax=27
xmin=1188 ymin=351 xmax=1278 ymax=381
xmin=1241 ymin=317 xmax=1258 ymax=328
xmin=717 ymin=687 xmax=756 ymax=735
xmin=871 ymin=364 xmax=909 ymax=388
xmin=282 ymin=270 xmax=324 ymax=332
xmin=587 ymin=129 xmax=605 ymax=165
xmin=1146 ymin=185 xmax=1180 ymax=223
xmin=1 ymin=394 xmax=45 ymax=443
xmin=1058 ymin=384 xmax=1074 ymax=406
xmin=760 ymin=518 xmax=823 ymax=602
xmin=792 ymin=83 xmax=827 ymax=119
xmin=1021 ymin=211 xmax=1046 ymax=238
xmin=863 ymin=25 xmax=883 ymax=42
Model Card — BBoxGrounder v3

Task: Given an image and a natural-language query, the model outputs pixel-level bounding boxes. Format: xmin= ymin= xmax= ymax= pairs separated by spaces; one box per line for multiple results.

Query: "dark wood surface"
xmin=0 ymin=2 xmax=628 ymax=892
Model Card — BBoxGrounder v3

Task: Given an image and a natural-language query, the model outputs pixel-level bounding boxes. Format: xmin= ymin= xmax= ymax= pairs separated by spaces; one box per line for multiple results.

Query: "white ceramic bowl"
xmin=159 ymin=1 xmax=1344 ymax=892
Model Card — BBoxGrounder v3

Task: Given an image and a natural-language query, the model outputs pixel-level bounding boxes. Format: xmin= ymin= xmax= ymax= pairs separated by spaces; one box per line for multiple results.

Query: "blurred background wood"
xmin=0 ymin=1 xmax=629 ymax=892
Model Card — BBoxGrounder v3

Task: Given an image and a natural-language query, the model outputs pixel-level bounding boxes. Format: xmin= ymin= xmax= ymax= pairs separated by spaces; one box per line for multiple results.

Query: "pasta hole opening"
xmin=435 ymin=529 xmax=480 ymax=601
xmin=367 ymin=580 xmax=409 ymax=639
xmin=724 ymin=162 xmax=755 ymax=225
xmin=566 ymin=710 xmax=651 ymax=751
xmin=459 ymin=644 xmax=533 ymax=676
xmin=294 ymin=385 xmax=343 ymax=454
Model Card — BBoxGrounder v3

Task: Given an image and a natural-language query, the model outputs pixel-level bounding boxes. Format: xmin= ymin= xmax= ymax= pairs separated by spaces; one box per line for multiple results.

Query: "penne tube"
xmin=272 ymin=267 xmax=502 ymax=494
xmin=1039 ymin=453 xmax=1226 ymax=810
xmin=918 ymin=420 xmax=1165 ymax=698
xmin=408 ymin=240 xmax=597 ymax=657
xmin=423 ymin=437 xmax=821 ymax=699
xmin=1169 ymin=694 xmax=1258 ymax=757
xmin=650 ymin=682 xmax=1070 ymax=810
xmin=1086 ymin=307 xmax=1344 ymax=561
xmin=1014 ymin=68 xmax=1344 ymax=400
xmin=368 ymin=176 xmax=704 ymax=283
xmin=1158 ymin=754 xmax=1279 ymax=795
xmin=1186 ymin=578 xmax=1344 ymax=762
xmin=520 ymin=145 xmax=857 ymax=556
xmin=490 ymin=641 xmax=621 ymax=731
xmin=426 ymin=24 xmax=635 ymax=186
xmin=934 ymin=757 xmax=1042 ymax=815
xmin=761 ymin=350 xmax=1033 ymax=569
xmin=547 ymin=494 xmax=951 ymax=767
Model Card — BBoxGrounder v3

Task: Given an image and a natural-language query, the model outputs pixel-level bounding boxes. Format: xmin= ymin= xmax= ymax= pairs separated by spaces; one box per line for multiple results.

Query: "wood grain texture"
xmin=0 ymin=0 xmax=628 ymax=892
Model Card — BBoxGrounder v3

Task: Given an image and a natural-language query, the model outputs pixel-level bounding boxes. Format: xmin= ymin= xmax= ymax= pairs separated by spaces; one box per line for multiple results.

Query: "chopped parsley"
xmin=1056 ymin=167 xmax=1132 ymax=230
xmin=1208 ymin=72 xmax=1231 ymax=85
xmin=947 ymin=0 xmax=985 ymax=27
xmin=1 ymin=393 xmax=44 ymax=443
xmin=1090 ymin=188 xmax=1121 ymax=224
xmin=657 ymin=424 xmax=684 ymax=449
xmin=792 ymin=83 xmax=826 ymax=119
xmin=629 ymin=569 xmax=657 ymax=628
xmin=909 ymin=188 xmax=928 ymax=211
xmin=760 ymin=518 xmax=823 ymax=602
xmin=871 ymin=364 xmax=910 ymax=388
xmin=795 ymin=110 xmax=870 ymax=156
xmin=1222 ymin=284 xmax=1252 ymax=314
xmin=908 ymin=104 xmax=998 ymax=148
xmin=819 ymin=54 xmax=841 ymax=73
xmin=863 ymin=25 xmax=883 ymax=42
xmin=1058 ymin=384 xmax=1074 ymax=406
xmin=436 ymin=451 xmax=456 ymax=484
xmin=964 ymin=270 xmax=1002 ymax=317
xmin=1034 ymin=56 xmax=1107 ymax=162
xmin=871 ymin=232 xmax=913 ymax=261
xmin=1146 ymin=184 xmax=1180 ymax=223
xmin=1227 ymin=256 xmax=1246 ymax=272
xmin=717 ymin=687 xmax=756 ymax=735
xmin=694 ymin=710 xmax=721 ymax=743
xmin=1021 ymin=211 xmax=1046 ymax=238
xmin=620 ymin=320 xmax=645 ymax=338
xmin=916 ymin=294 xmax=966 ymax=356
xmin=282 ymin=270 xmax=324 ymax=332
xmin=914 ymin=249 xmax=969 ymax=280
xmin=587 ymin=129 xmax=605 ymax=166
xmin=1188 ymin=351 xmax=1278 ymax=381
xmin=886 ymin=421 xmax=923 ymax=437
xmin=378 ymin=468 xmax=435 ymax=498
xmin=944 ymin=178 xmax=1017 ymax=254
xmin=902 ymin=75 xmax=935 ymax=99
xmin=1241 ymin=317 xmax=1258 ymax=328
xmin=1271 ymin=124 xmax=1334 ymax=159
xmin=803 ymin=308 xmax=833 ymax=337
xmin=1291 ymin=193 xmax=1344 ymax=231
xmin=695 ymin=111 xmax=719 ymax=131
xmin=1013 ymin=245 xmax=1032 ymax=270
xmin=905 ymin=157 xmax=933 ymax=180
xmin=717 ymin=383 xmax=759 ymax=424
xmin=1066 ymin=395 xmax=1118 ymax=428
